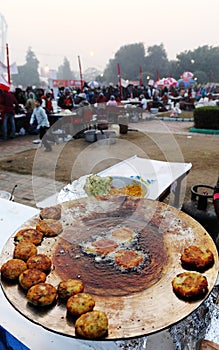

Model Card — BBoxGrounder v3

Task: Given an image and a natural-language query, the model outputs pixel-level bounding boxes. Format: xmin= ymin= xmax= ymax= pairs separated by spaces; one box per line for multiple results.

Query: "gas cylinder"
xmin=181 ymin=184 xmax=219 ymax=246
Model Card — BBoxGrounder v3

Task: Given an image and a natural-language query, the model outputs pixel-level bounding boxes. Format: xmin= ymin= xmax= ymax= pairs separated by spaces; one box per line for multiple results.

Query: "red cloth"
xmin=42 ymin=96 xmax=53 ymax=114
xmin=97 ymin=95 xmax=107 ymax=103
xmin=0 ymin=91 xmax=19 ymax=115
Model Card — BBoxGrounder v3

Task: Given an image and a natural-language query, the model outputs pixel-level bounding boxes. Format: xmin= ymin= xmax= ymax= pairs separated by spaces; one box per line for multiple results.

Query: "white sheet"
xmin=99 ymin=155 xmax=192 ymax=200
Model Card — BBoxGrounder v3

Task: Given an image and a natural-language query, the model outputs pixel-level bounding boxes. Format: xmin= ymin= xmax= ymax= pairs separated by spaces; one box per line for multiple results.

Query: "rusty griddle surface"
xmin=0 ymin=196 xmax=218 ymax=340
xmin=54 ymin=217 xmax=166 ymax=297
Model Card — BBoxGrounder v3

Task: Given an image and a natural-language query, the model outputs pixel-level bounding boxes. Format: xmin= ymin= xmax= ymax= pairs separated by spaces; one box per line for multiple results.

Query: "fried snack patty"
xmin=92 ymin=239 xmax=118 ymax=255
xmin=13 ymin=241 xmax=38 ymax=261
xmin=111 ymin=227 xmax=135 ymax=242
xmin=40 ymin=205 xmax=61 ymax=220
xmin=172 ymin=271 xmax=208 ymax=299
xmin=66 ymin=293 xmax=95 ymax=316
xmin=14 ymin=228 xmax=44 ymax=246
xmin=26 ymin=282 xmax=57 ymax=306
xmin=19 ymin=269 xmax=47 ymax=290
xmin=181 ymin=245 xmax=214 ymax=271
xmin=27 ymin=254 xmax=52 ymax=272
xmin=36 ymin=219 xmax=63 ymax=237
xmin=57 ymin=279 xmax=84 ymax=300
xmin=1 ymin=259 xmax=27 ymax=280
xmin=115 ymin=249 xmax=144 ymax=269
xmin=75 ymin=310 xmax=108 ymax=339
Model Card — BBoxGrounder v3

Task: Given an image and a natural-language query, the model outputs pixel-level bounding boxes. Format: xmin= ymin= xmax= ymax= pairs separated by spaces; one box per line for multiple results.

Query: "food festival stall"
xmin=1 ymin=156 xmax=219 ymax=349
xmin=0 ymin=196 xmax=218 ymax=349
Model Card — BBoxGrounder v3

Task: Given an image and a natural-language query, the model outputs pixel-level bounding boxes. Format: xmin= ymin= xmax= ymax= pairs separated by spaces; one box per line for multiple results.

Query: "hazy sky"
xmin=1 ymin=0 xmax=219 ymax=73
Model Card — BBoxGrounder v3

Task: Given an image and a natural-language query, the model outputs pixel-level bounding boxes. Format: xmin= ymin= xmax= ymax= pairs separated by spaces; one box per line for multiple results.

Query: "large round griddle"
xmin=0 ymin=196 xmax=218 ymax=340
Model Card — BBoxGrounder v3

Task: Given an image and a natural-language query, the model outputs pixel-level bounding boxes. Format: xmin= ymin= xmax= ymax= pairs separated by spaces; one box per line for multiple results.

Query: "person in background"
xmin=57 ymin=87 xmax=73 ymax=110
xmin=115 ymin=94 xmax=121 ymax=104
xmin=83 ymin=87 xmax=91 ymax=102
xmin=96 ymin=92 xmax=107 ymax=120
xmin=138 ymin=94 xmax=148 ymax=110
xmin=0 ymin=89 xmax=19 ymax=140
xmin=25 ymin=92 xmax=36 ymax=131
xmin=88 ymin=91 xmax=96 ymax=104
xmin=14 ymin=87 xmax=26 ymax=113
xmin=77 ymin=93 xmax=90 ymax=108
xmin=57 ymin=86 xmax=65 ymax=100
xmin=25 ymin=86 xmax=33 ymax=99
xmin=75 ymin=92 xmax=92 ymax=125
xmin=106 ymin=95 xmax=117 ymax=106
xmin=29 ymin=97 xmax=52 ymax=152
xmin=50 ymin=88 xmax=55 ymax=100
xmin=41 ymin=89 xmax=54 ymax=115
xmin=97 ymin=92 xmax=107 ymax=104
xmin=25 ymin=92 xmax=35 ymax=116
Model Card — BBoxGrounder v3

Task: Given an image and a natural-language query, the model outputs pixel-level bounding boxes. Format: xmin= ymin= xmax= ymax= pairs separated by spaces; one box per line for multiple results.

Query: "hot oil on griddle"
xmin=53 ymin=214 xmax=167 ymax=297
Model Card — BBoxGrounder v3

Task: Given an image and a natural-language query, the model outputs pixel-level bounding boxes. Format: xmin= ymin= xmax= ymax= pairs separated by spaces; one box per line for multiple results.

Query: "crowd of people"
xmin=0 ymin=81 xmax=218 ymax=149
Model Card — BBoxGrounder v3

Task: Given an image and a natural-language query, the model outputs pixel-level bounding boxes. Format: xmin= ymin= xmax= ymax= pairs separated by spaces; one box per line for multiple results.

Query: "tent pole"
xmin=140 ymin=66 xmax=142 ymax=86
xmin=6 ymin=43 xmax=10 ymax=85
xmin=78 ymin=55 xmax=83 ymax=91
xmin=117 ymin=63 xmax=123 ymax=100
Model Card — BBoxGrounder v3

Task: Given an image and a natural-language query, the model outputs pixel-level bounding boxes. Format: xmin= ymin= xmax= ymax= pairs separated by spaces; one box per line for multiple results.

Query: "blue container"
xmin=84 ymin=129 xmax=96 ymax=142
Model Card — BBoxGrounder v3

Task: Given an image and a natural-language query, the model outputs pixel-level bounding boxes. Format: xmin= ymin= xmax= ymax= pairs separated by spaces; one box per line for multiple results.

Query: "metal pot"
xmin=182 ymin=184 xmax=219 ymax=245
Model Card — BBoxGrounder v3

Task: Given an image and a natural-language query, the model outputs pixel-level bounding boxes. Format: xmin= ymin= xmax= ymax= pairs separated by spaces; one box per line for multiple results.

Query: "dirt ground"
xmin=0 ymin=127 xmax=218 ymax=203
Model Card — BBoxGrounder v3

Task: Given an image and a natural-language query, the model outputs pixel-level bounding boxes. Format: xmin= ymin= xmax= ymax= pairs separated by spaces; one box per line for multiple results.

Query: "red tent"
xmin=0 ymin=75 xmax=10 ymax=91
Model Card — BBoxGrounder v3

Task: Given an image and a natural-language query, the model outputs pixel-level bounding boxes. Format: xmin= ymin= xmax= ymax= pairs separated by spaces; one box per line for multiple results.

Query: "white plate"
xmin=110 ymin=175 xmax=149 ymax=198
xmin=58 ymin=175 xmax=149 ymax=203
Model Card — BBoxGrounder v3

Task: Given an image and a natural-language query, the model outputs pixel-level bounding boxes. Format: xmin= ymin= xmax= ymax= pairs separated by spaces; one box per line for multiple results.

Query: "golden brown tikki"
xmin=75 ymin=310 xmax=108 ymax=339
xmin=26 ymin=282 xmax=57 ymax=306
xmin=36 ymin=219 xmax=63 ymax=237
xmin=172 ymin=271 xmax=208 ymax=300
xmin=26 ymin=254 xmax=52 ymax=273
xmin=19 ymin=269 xmax=47 ymax=290
xmin=14 ymin=228 xmax=44 ymax=246
xmin=57 ymin=279 xmax=84 ymax=300
xmin=39 ymin=205 xmax=61 ymax=220
xmin=181 ymin=245 xmax=214 ymax=271
xmin=1 ymin=259 xmax=27 ymax=280
xmin=111 ymin=227 xmax=135 ymax=242
xmin=115 ymin=249 xmax=144 ymax=270
xmin=92 ymin=239 xmax=118 ymax=255
xmin=66 ymin=293 xmax=95 ymax=316
xmin=13 ymin=241 xmax=37 ymax=261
